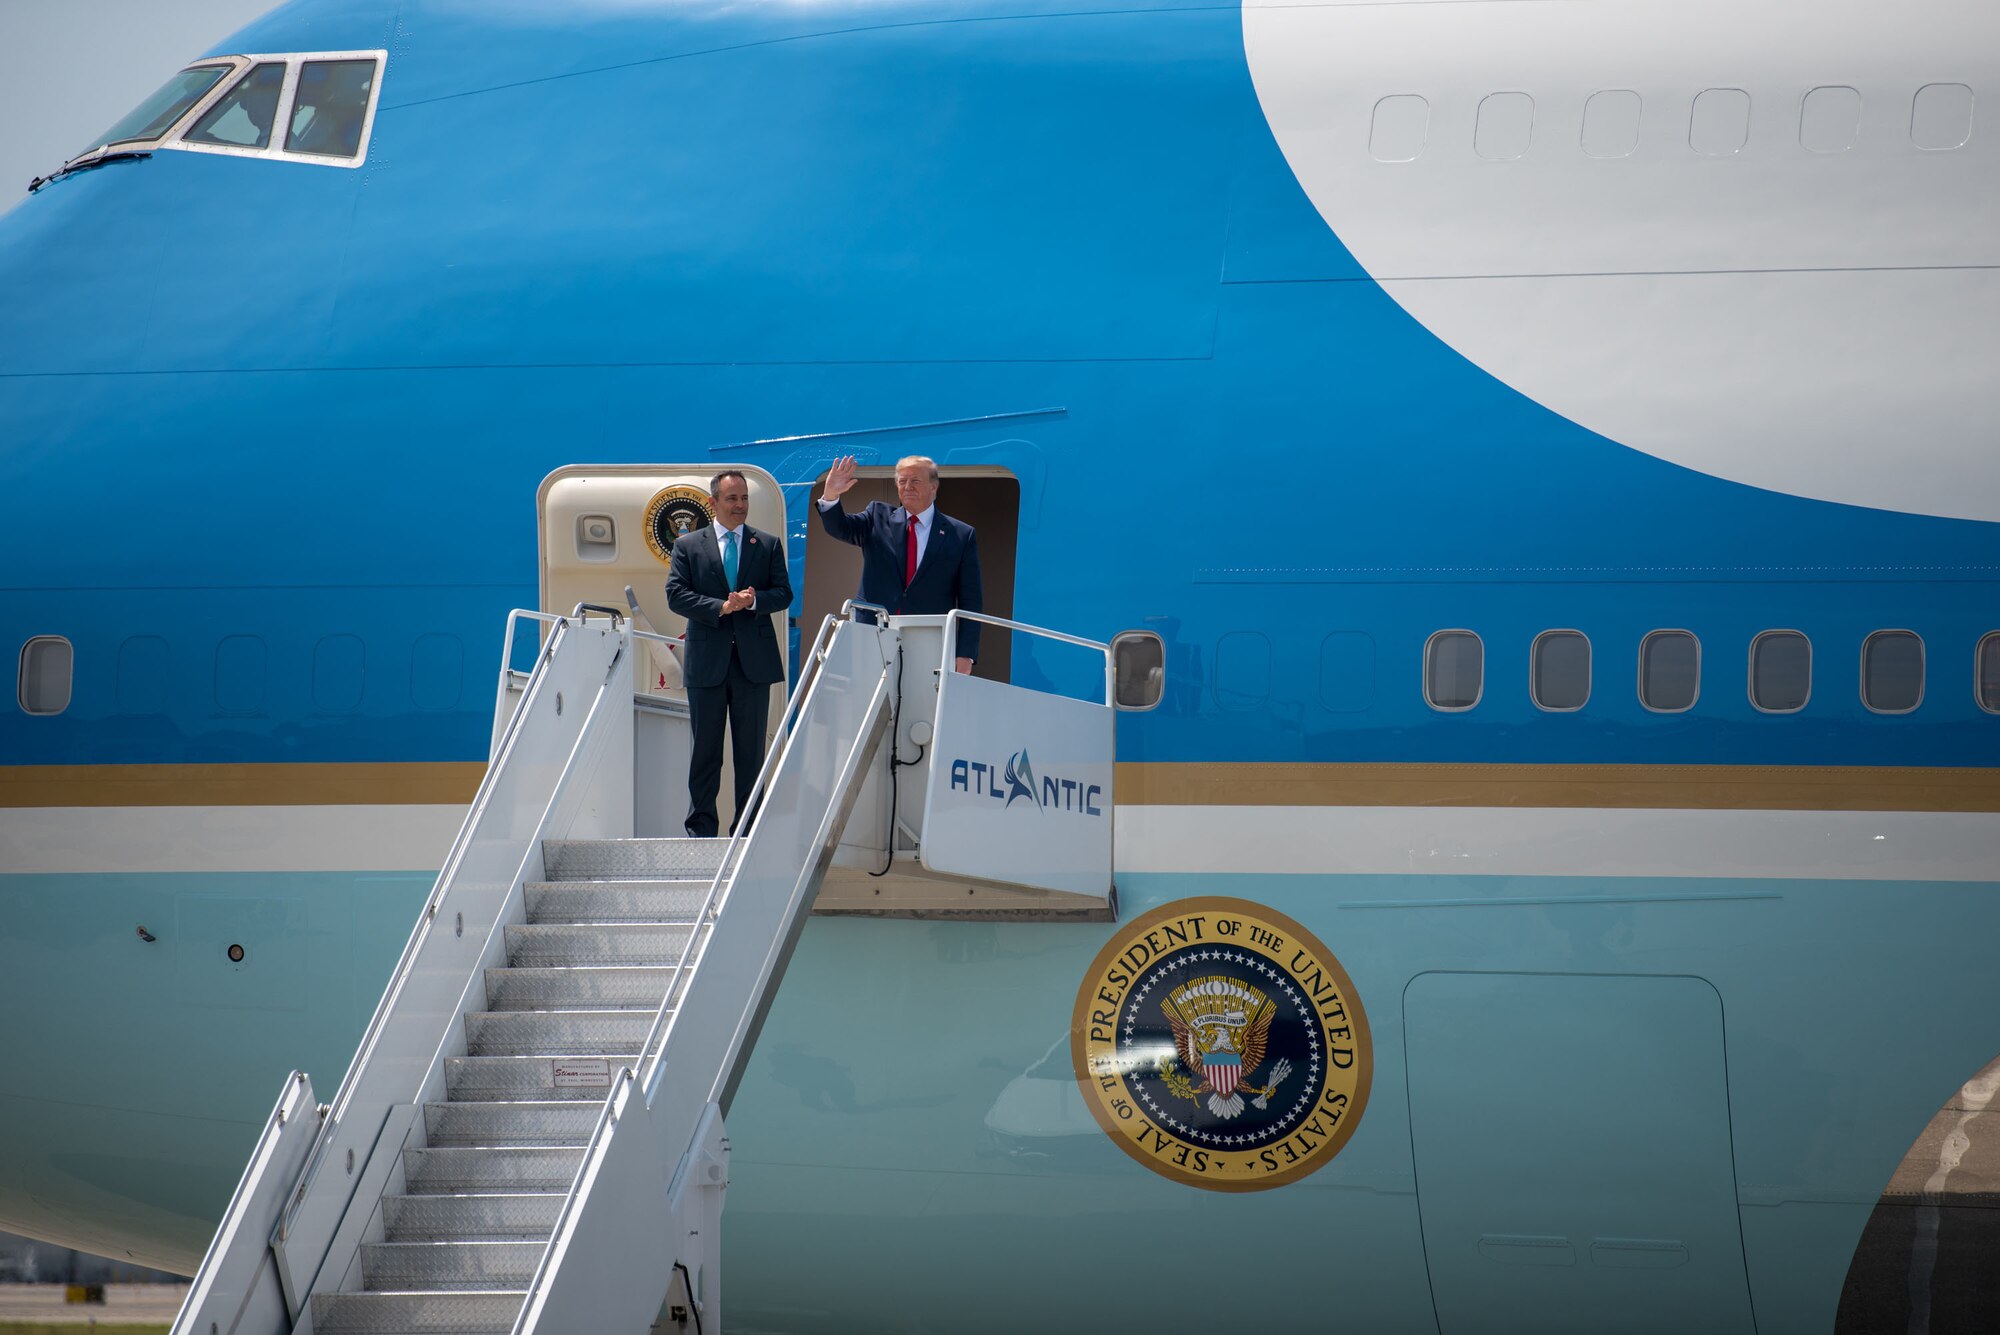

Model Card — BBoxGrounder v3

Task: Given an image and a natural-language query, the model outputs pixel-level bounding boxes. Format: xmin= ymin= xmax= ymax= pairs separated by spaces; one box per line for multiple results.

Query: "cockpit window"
xmin=286 ymin=60 xmax=376 ymax=159
xmin=91 ymin=64 xmax=233 ymax=150
xmin=186 ymin=62 xmax=288 ymax=150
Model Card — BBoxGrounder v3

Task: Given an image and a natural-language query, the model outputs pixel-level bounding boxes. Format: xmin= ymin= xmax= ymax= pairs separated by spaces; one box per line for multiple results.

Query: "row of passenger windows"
xmin=15 ymin=634 xmax=465 ymax=717
xmin=1424 ymin=629 xmax=2000 ymax=715
xmin=1368 ymin=82 xmax=1976 ymax=163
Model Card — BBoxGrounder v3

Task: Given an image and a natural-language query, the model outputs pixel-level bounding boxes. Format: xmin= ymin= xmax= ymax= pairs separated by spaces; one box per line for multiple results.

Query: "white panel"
xmin=1243 ymin=0 xmax=2000 ymax=520
xmin=920 ymin=670 xmax=1112 ymax=897
xmin=1117 ymin=805 xmax=2000 ymax=882
xmin=0 ymin=803 xmax=464 ymax=873
xmin=1370 ymin=94 xmax=1429 ymax=162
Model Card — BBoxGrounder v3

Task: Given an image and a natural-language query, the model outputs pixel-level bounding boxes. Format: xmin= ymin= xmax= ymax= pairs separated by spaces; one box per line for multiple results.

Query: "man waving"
xmin=816 ymin=454 xmax=982 ymax=673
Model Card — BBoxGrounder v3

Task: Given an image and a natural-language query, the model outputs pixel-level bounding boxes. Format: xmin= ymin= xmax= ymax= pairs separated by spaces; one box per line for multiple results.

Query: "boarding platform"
xmin=172 ymin=601 xmax=1115 ymax=1335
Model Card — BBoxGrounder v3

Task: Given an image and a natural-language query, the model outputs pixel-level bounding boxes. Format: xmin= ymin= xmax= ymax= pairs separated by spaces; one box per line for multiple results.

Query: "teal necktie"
xmin=722 ymin=530 xmax=739 ymax=589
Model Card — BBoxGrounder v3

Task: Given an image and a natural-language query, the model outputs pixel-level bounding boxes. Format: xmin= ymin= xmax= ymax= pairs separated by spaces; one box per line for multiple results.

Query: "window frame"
xmin=1978 ymin=632 xmax=2000 ymax=716
xmin=165 ymin=50 xmax=387 ymax=170
xmin=1109 ymin=630 xmax=1164 ymax=713
xmin=1529 ymin=628 xmax=1591 ymax=712
xmin=1637 ymin=628 xmax=1701 ymax=714
xmin=18 ymin=635 xmax=75 ymax=716
xmin=93 ymin=59 xmax=246 ymax=151
xmin=1748 ymin=629 xmax=1812 ymax=714
xmin=1424 ymin=629 xmax=1484 ymax=713
xmin=1860 ymin=629 xmax=1925 ymax=715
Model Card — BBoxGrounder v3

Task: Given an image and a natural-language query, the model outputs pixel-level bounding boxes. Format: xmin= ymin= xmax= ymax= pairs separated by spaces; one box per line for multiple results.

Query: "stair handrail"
xmin=940 ymin=608 xmax=1114 ymax=705
xmin=276 ymin=610 xmax=592 ymax=1245
xmin=634 ymin=607 xmax=857 ymax=1096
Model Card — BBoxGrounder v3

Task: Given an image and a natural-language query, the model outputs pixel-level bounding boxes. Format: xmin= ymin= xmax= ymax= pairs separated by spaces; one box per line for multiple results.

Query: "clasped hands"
xmin=721 ymin=588 xmax=755 ymax=615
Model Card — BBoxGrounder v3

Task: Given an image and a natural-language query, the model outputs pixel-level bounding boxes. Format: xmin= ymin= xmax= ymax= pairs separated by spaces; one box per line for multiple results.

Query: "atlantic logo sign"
xmin=947 ymin=747 xmax=1104 ymax=816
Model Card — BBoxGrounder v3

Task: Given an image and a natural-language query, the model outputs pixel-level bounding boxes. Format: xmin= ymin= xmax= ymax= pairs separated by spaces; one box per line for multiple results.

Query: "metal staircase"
xmin=313 ymin=838 xmax=730 ymax=1332
xmin=172 ymin=602 xmax=1116 ymax=1335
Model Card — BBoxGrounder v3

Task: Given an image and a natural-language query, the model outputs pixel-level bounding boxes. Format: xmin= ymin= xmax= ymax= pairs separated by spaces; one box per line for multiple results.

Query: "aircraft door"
xmin=537 ymin=465 xmax=790 ymax=835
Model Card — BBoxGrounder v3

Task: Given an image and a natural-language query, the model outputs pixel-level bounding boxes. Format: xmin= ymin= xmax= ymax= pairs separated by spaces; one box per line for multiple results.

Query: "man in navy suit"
xmin=666 ymin=470 xmax=794 ymax=837
xmin=816 ymin=454 xmax=982 ymax=672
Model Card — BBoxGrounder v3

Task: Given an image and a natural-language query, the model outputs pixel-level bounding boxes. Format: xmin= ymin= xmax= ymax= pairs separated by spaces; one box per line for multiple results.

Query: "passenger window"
xmin=1582 ymin=90 xmax=1642 ymax=159
xmin=1475 ymin=92 xmax=1535 ymax=161
xmin=1800 ymin=85 xmax=1862 ymax=153
xmin=93 ymin=64 xmax=233 ymax=149
xmin=186 ymin=62 xmax=287 ymax=149
xmin=1111 ymin=631 xmax=1164 ymax=711
xmin=1371 ymin=95 xmax=1430 ymax=163
xmin=1911 ymin=83 xmax=1974 ymax=151
xmin=287 ymin=59 xmax=377 ymax=158
xmin=18 ymin=636 xmax=74 ymax=716
xmin=1979 ymin=633 xmax=2000 ymax=714
xmin=1531 ymin=630 xmax=1590 ymax=711
xmin=1690 ymin=88 xmax=1751 ymax=155
xmin=1861 ymin=631 xmax=1924 ymax=713
xmin=1425 ymin=631 xmax=1483 ymax=711
xmin=1638 ymin=630 xmax=1700 ymax=712
xmin=1750 ymin=631 xmax=1811 ymax=712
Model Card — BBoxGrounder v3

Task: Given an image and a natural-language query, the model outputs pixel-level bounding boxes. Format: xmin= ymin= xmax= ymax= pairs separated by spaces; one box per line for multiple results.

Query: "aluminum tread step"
xmin=310 ymin=1290 xmax=524 ymax=1334
xmin=423 ymin=1102 xmax=600 ymax=1148
xmin=504 ymin=922 xmax=699 ymax=967
xmin=482 ymin=966 xmax=677 ymax=1012
xmin=462 ymin=1009 xmax=656 ymax=1056
xmin=381 ymin=1193 xmax=564 ymax=1242
xmin=543 ymin=838 xmax=731 ymax=882
xmin=446 ymin=1053 xmax=640 ymax=1100
xmin=523 ymin=880 xmax=708 ymax=923
xmin=361 ymin=1240 xmax=546 ymax=1291
xmin=402 ymin=1146 xmax=585 ymax=1193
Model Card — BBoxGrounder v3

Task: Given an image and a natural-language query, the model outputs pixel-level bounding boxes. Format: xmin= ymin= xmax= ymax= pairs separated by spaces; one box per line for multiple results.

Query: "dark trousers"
xmin=685 ymin=647 xmax=771 ymax=838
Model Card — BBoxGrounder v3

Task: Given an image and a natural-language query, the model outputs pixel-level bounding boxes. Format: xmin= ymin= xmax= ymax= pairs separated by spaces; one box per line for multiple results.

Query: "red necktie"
xmin=905 ymin=517 xmax=919 ymax=586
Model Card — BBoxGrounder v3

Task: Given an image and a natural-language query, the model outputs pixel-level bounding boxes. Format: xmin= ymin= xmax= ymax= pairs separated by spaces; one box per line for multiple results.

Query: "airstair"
xmin=172 ymin=602 xmax=1116 ymax=1335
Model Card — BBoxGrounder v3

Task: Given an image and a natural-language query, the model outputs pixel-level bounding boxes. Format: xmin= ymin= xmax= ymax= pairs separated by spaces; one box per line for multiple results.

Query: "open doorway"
xmin=801 ymin=467 xmax=1019 ymax=682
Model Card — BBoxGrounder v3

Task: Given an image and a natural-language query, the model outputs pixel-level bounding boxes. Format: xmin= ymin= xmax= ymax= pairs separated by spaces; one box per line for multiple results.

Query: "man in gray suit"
xmin=666 ymin=470 xmax=793 ymax=837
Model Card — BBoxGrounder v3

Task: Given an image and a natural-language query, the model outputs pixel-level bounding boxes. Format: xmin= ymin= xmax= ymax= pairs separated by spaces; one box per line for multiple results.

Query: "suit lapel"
xmin=702 ymin=526 xmax=725 ymax=595
xmin=911 ymin=511 xmax=949 ymax=584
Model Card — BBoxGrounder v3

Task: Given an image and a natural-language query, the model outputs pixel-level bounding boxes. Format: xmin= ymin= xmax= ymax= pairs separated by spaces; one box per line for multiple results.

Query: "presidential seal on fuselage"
xmin=1071 ymin=898 xmax=1371 ymax=1191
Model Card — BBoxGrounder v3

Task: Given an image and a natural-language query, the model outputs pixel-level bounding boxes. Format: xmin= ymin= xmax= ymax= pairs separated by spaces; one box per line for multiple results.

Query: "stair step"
xmin=523 ymin=880 xmax=708 ymax=923
xmin=543 ymin=838 xmax=729 ymax=882
xmin=382 ymin=1193 xmax=564 ymax=1242
xmin=311 ymin=1290 xmax=523 ymax=1334
xmin=361 ymin=1240 xmax=546 ymax=1291
xmin=504 ymin=922 xmax=699 ymax=967
xmin=424 ymin=1102 xmax=600 ymax=1148
xmin=403 ymin=1146 xmax=586 ymax=1194
xmin=463 ymin=1009 xmax=657 ymax=1056
xmin=482 ymin=966 xmax=677 ymax=1012
xmin=447 ymin=1054 xmax=637 ymax=1101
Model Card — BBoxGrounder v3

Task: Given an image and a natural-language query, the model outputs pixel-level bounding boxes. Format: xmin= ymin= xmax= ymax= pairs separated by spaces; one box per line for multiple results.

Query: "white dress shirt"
xmin=907 ymin=505 xmax=935 ymax=569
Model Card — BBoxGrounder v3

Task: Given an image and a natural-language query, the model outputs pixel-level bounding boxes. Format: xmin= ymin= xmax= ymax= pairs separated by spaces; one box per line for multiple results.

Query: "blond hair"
xmin=895 ymin=455 xmax=939 ymax=482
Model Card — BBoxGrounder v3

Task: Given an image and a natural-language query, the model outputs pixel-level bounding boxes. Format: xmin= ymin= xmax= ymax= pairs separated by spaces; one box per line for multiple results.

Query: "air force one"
xmin=3 ymin=0 xmax=1998 ymax=1329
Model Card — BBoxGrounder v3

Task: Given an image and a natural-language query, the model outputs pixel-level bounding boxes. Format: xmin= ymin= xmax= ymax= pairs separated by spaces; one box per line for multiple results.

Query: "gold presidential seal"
xmin=1071 ymin=898 xmax=1371 ymax=1192
xmin=643 ymin=484 xmax=715 ymax=565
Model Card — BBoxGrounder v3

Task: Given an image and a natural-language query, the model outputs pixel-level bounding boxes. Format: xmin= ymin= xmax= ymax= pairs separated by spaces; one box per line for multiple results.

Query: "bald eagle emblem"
xmin=1159 ymin=975 xmax=1293 ymax=1119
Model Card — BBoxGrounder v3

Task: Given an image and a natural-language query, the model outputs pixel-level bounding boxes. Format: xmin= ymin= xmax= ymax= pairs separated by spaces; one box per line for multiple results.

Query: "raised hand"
xmin=823 ymin=454 xmax=859 ymax=501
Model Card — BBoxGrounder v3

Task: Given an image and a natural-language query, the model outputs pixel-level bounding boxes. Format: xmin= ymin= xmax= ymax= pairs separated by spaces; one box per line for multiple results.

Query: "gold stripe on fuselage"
xmin=5 ymin=761 xmax=1999 ymax=812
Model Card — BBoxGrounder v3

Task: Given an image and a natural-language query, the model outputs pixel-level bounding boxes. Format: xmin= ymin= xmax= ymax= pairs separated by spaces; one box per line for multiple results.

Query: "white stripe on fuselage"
xmin=2 ymin=805 xmax=464 ymax=874
xmin=9 ymin=802 xmax=1999 ymax=881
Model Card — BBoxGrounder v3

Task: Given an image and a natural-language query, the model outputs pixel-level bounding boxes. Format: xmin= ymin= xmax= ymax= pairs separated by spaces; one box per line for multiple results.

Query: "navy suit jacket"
xmin=816 ymin=499 xmax=982 ymax=660
xmin=665 ymin=524 xmax=793 ymax=688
